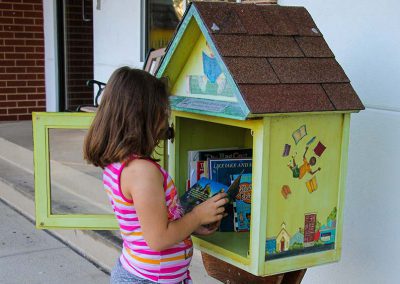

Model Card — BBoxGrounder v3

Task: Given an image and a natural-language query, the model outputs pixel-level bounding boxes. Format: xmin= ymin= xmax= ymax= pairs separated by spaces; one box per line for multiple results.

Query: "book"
xmin=208 ymin=158 xmax=252 ymax=231
xmin=232 ymin=173 xmax=252 ymax=232
xmin=187 ymin=148 xmax=252 ymax=188
xmin=180 ymin=176 xmax=241 ymax=215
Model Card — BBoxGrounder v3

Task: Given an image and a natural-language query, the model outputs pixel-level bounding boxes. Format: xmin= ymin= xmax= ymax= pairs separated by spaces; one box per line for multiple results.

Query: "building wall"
xmin=0 ymin=0 xmax=45 ymax=121
xmin=279 ymin=0 xmax=400 ymax=283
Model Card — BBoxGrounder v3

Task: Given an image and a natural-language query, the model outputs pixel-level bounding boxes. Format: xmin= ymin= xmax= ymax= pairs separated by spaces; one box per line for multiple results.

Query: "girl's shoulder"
xmin=122 ymin=158 xmax=165 ymax=186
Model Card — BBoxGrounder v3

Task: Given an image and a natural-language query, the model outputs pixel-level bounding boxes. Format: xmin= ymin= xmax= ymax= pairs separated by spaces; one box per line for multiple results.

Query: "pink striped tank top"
xmin=103 ymin=157 xmax=193 ymax=283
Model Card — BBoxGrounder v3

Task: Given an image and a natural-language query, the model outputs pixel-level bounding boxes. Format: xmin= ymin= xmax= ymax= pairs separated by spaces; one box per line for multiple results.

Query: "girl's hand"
xmin=191 ymin=192 xmax=228 ymax=226
xmin=193 ymin=220 xmax=222 ymax=236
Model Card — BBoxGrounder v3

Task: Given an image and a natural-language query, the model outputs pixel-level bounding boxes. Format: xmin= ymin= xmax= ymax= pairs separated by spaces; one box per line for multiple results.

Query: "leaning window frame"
xmin=33 ymin=112 xmax=118 ymax=229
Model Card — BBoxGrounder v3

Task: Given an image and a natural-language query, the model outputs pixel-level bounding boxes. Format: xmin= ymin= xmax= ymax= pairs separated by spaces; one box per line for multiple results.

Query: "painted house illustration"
xmin=276 ymin=222 xmax=291 ymax=252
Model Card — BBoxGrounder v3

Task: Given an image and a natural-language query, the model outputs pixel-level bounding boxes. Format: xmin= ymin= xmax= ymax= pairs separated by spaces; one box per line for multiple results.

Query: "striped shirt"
xmin=103 ymin=157 xmax=193 ymax=283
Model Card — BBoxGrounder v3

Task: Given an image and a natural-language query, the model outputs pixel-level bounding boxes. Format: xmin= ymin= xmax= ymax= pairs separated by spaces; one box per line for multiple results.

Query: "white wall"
xmin=43 ymin=0 xmax=58 ymax=112
xmin=92 ymin=0 xmax=143 ymax=86
xmin=279 ymin=1 xmax=400 ymax=283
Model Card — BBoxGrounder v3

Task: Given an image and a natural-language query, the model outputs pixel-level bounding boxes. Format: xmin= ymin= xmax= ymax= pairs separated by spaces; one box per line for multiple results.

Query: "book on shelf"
xmin=187 ymin=148 xmax=252 ymax=189
xmin=208 ymin=158 xmax=252 ymax=232
xmin=180 ymin=176 xmax=241 ymax=215
xmin=232 ymin=173 xmax=252 ymax=232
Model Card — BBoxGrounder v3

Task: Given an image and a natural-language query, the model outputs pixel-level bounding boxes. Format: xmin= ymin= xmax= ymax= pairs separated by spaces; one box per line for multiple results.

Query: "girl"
xmin=83 ymin=67 xmax=228 ymax=284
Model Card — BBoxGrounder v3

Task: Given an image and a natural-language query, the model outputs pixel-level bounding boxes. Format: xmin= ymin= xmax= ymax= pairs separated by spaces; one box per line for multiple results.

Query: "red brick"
xmin=34 ymin=18 xmax=43 ymax=25
xmin=16 ymin=59 xmax=36 ymax=66
xmin=0 ymin=73 xmax=16 ymax=80
xmin=0 ymin=88 xmax=17 ymax=94
xmin=0 ymin=109 xmax=7 ymax=115
xmin=35 ymin=46 xmax=44 ymax=53
xmin=7 ymin=94 xmax=26 ymax=100
xmin=25 ymin=53 xmax=42 ymax=59
xmin=16 ymin=87 xmax=36 ymax=93
xmin=27 ymin=107 xmax=44 ymax=112
xmin=7 ymin=80 xmax=26 ymax=87
xmin=5 ymin=53 xmax=25 ymax=59
xmin=1 ymin=60 xmax=16 ymax=66
xmin=2 ymin=10 xmax=23 ymax=17
xmin=3 ymin=25 xmax=24 ymax=32
xmin=0 ymin=3 xmax=13 ymax=9
xmin=17 ymin=73 xmax=35 ymax=80
xmin=35 ymin=59 xmax=44 ymax=66
xmin=24 ymin=25 xmax=42 ymax=32
xmin=26 ymin=66 xmax=43 ymax=73
xmin=6 ymin=67 xmax=26 ymax=73
xmin=0 ymin=46 xmax=14 ymax=52
xmin=36 ymin=73 xmax=44 ymax=79
xmin=33 ymin=32 xmax=43 ymax=39
xmin=33 ymin=4 xmax=42 ymax=10
xmin=18 ymin=114 xmax=33 ymax=120
xmin=14 ymin=18 xmax=34 ymax=25
xmin=0 ymin=95 xmax=7 ymax=101
xmin=37 ymin=100 xmax=45 ymax=106
xmin=0 ymin=31 xmax=14 ymax=38
xmin=5 ymin=39 xmax=24 ymax=45
xmin=24 ymin=11 xmax=42 ymax=18
xmin=14 ymin=32 xmax=34 ymax=38
xmin=27 ymin=94 xmax=43 ymax=100
xmin=1 ymin=101 xmax=17 ymax=107
xmin=18 ymin=101 xmax=36 ymax=107
xmin=12 ymin=4 xmax=34 ymax=10
xmin=36 ymin=87 xmax=45 ymax=92
xmin=0 ymin=18 xmax=13 ymax=24
xmin=0 ymin=81 xmax=6 ymax=87
xmin=24 ymin=0 xmax=42 ymax=3
xmin=8 ymin=108 xmax=27 ymax=114
xmin=27 ymin=80 xmax=44 ymax=86
xmin=25 ymin=39 xmax=43 ymax=46
xmin=0 ymin=115 xmax=18 ymax=121
xmin=15 ymin=46 xmax=34 ymax=52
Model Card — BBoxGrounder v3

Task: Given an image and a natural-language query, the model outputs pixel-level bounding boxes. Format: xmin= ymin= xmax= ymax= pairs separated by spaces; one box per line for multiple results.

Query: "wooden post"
xmin=202 ymin=253 xmax=306 ymax=284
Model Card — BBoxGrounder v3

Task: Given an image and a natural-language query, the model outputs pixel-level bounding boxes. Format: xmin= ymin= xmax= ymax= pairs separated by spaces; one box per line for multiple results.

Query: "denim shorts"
xmin=110 ymin=259 xmax=156 ymax=284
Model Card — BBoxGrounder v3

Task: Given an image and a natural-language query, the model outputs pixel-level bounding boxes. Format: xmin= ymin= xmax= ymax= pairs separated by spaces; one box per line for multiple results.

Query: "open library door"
xmin=32 ymin=112 xmax=167 ymax=230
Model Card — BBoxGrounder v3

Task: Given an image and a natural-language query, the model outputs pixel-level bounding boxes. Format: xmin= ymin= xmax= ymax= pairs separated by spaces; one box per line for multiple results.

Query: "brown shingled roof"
xmin=193 ymin=2 xmax=364 ymax=114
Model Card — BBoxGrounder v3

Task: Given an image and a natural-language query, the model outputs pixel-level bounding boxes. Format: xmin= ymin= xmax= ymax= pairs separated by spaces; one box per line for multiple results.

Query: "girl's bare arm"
xmin=121 ymin=159 xmax=227 ymax=251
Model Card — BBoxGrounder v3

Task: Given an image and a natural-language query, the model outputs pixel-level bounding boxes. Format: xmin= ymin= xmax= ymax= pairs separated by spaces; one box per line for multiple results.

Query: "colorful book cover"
xmin=208 ymin=158 xmax=252 ymax=231
xmin=188 ymin=148 xmax=252 ymax=187
xmin=180 ymin=176 xmax=241 ymax=215
xmin=232 ymin=173 xmax=252 ymax=232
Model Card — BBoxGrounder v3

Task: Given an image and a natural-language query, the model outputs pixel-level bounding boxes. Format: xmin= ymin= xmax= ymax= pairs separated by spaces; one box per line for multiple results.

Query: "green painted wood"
xmin=33 ymin=112 xmax=165 ymax=230
xmin=250 ymin=118 xmax=271 ymax=275
xmin=334 ymin=113 xmax=351 ymax=259
xmin=264 ymin=249 xmax=338 ymax=276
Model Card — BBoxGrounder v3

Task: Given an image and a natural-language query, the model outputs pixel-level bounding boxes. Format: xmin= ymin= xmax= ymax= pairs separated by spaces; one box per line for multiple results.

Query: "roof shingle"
xmin=189 ymin=2 xmax=364 ymax=114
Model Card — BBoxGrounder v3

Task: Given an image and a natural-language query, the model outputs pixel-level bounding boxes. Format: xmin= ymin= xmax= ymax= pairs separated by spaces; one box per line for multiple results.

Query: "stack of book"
xmin=184 ymin=148 xmax=253 ymax=232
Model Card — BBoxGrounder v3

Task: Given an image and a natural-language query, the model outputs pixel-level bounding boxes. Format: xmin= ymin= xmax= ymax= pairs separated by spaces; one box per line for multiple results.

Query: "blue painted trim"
xmin=156 ymin=7 xmax=195 ymax=79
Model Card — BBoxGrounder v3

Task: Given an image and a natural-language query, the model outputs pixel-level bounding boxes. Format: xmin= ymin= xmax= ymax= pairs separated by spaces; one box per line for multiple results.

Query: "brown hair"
xmin=83 ymin=67 xmax=170 ymax=168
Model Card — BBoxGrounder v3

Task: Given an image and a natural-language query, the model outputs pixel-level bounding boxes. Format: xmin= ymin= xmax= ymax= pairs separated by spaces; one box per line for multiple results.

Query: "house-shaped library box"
xmin=156 ymin=1 xmax=364 ymax=276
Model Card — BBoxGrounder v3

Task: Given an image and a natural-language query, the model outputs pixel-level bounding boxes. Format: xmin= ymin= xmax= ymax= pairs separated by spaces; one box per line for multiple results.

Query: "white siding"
xmin=279 ymin=0 xmax=400 ymax=283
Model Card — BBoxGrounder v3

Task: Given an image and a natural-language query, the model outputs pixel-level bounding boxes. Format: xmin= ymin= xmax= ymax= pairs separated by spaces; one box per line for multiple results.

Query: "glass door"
xmin=57 ymin=0 xmax=94 ymax=111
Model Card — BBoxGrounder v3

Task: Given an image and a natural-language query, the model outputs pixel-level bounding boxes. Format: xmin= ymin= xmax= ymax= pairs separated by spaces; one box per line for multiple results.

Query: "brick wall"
xmin=0 ymin=0 xmax=45 ymax=121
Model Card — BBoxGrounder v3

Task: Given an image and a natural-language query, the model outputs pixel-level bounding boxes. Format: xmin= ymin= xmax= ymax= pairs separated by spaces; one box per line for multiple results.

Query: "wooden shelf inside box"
xmin=194 ymin=232 xmax=250 ymax=259
xmin=173 ymin=116 xmax=253 ymax=262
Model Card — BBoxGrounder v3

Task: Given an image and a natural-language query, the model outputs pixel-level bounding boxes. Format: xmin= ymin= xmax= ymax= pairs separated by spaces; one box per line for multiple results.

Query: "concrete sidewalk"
xmin=0 ymin=198 xmax=109 ymax=284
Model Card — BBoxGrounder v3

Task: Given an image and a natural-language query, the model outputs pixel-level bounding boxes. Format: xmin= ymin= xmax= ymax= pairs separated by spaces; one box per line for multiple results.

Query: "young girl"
xmin=83 ymin=67 xmax=228 ymax=284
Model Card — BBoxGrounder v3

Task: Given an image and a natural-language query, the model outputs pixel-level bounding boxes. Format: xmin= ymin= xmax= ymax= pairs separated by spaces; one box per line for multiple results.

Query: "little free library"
xmin=33 ymin=1 xmax=364 ymax=281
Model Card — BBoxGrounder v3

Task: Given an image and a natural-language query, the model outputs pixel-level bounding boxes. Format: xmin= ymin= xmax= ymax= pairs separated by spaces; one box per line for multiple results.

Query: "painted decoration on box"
xmin=170 ymin=34 xmax=246 ymax=119
xmin=265 ymin=114 xmax=342 ymax=260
